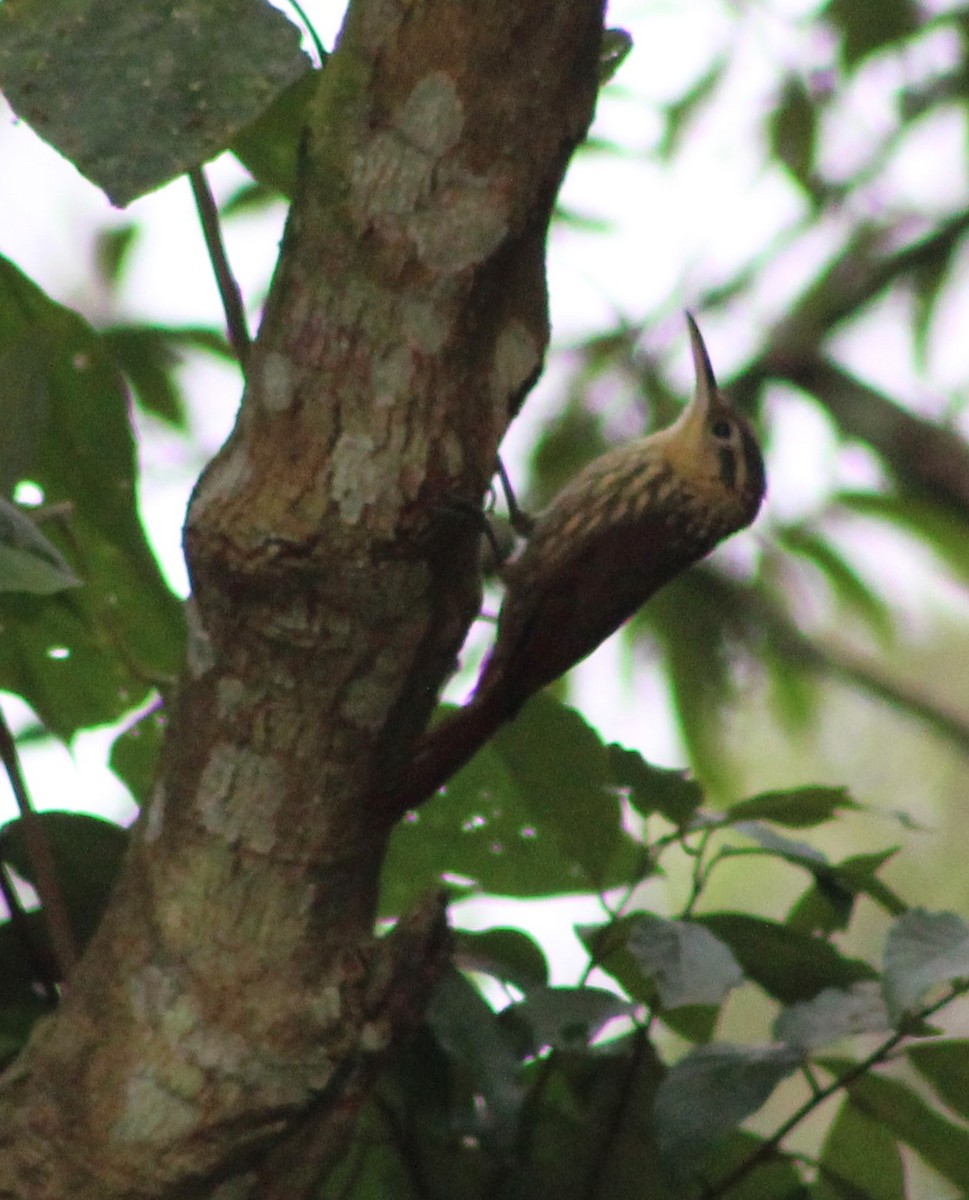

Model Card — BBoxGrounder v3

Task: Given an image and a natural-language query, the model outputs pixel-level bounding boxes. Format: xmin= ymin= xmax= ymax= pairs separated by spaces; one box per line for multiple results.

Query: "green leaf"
xmin=0 ymin=256 xmax=185 ymax=737
xmin=0 ymin=0 xmax=311 ymax=205
xmin=698 ymin=913 xmax=876 ymax=1005
xmin=427 ymin=968 xmax=523 ymax=1149
xmin=773 ymin=983 xmax=890 ymax=1050
xmin=787 ymin=849 xmax=904 ymax=936
xmin=828 ymin=0 xmax=919 ymax=68
xmin=883 ymin=908 xmax=969 ymax=1022
xmin=653 ymin=1042 xmax=803 ymax=1185
xmin=725 ymin=786 xmax=859 ymax=829
xmin=0 ymin=912 xmax=55 ymax=1005
xmin=501 ymin=986 xmax=634 ymax=1056
xmin=508 ymin=1038 xmax=666 ymax=1200
xmin=454 ymin=927 xmax=549 ymax=992
xmin=607 ymin=744 xmax=704 ymax=827
xmin=109 ymin=704 xmax=166 ymax=808
xmin=816 ymin=1096 xmax=905 ymax=1200
xmin=381 ymin=696 xmax=646 ymax=913
xmin=844 ymin=1070 xmax=969 ymax=1190
xmin=231 ymin=69 xmax=319 ymax=196
xmin=621 ymin=914 xmax=743 ymax=1009
xmin=701 ymin=1130 xmax=810 ymax=1200
xmin=0 ymin=499 xmax=81 ymax=595
xmin=0 ymin=811 xmax=128 ymax=952
xmin=908 ymin=1039 xmax=969 ymax=1122
xmin=101 ymin=326 xmax=199 ymax=426
xmin=769 ymin=77 xmax=817 ymax=191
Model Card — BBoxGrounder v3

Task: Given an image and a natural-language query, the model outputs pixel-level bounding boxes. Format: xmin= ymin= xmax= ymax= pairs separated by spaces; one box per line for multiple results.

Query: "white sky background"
xmin=2 ymin=0 xmax=969 ymax=972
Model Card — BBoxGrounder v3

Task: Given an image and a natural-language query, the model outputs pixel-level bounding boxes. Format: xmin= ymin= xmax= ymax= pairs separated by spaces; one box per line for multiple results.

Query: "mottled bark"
xmin=0 ymin=0 xmax=605 ymax=1195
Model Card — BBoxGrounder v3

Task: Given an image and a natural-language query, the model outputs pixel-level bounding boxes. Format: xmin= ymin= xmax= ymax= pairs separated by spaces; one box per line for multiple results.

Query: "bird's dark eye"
xmin=711 ymin=419 xmax=733 ymax=440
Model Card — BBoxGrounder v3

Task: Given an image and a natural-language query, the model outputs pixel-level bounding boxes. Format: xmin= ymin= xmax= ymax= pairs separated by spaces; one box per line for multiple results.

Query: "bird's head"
xmin=660 ymin=312 xmax=766 ymax=532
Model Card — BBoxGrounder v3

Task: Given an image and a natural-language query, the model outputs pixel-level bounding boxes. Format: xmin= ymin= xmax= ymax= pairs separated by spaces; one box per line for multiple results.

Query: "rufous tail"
xmin=374 ymin=684 xmax=508 ymax=821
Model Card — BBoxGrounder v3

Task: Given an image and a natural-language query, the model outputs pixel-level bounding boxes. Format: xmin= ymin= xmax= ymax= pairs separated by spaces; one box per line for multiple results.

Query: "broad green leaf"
xmin=622 ymin=913 xmax=743 ymax=1009
xmin=0 ymin=498 xmax=80 ymax=594
xmin=698 ymin=913 xmax=876 ymax=1005
xmin=908 ymin=1040 xmax=969 ymax=1122
xmin=816 ymin=1096 xmax=905 ymax=1200
xmin=454 ymin=927 xmax=549 ymax=992
xmin=580 ymin=917 xmax=721 ymax=1043
xmin=101 ymin=325 xmax=233 ymax=427
xmin=701 ymin=1130 xmax=810 ymax=1200
xmin=0 ymin=256 xmax=185 ymax=737
xmin=844 ymin=1070 xmax=969 ymax=1190
xmin=0 ymin=811 xmax=128 ymax=952
xmin=231 ymin=69 xmax=320 ymax=196
xmin=883 ymin=908 xmax=969 ymax=1022
xmin=787 ymin=848 xmax=904 ymax=935
xmin=653 ymin=1042 xmax=803 ymax=1184
xmin=726 ymin=786 xmax=858 ymax=829
xmin=607 ymin=744 xmax=703 ymax=827
xmin=382 ymin=696 xmax=646 ymax=913
xmin=828 ymin=0 xmax=919 ymax=67
xmin=501 ymin=985 xmax=634 ymax=1057
xmin=109 ymin=704 xmax=166 ymax=808
xmin=0 ymin=0 xmax=310 ymax=204
xmin=773 ymin=983 xmax=890 ymax=1050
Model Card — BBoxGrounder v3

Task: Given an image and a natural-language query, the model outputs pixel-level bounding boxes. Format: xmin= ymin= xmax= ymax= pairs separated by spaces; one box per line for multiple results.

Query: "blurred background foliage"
xmin=4 ymin=0 xmax=969 ymax=1193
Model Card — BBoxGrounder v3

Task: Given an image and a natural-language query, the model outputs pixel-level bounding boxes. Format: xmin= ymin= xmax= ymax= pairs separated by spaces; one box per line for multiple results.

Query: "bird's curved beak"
xmin=685 ymin=311 xmax=718 ymax=415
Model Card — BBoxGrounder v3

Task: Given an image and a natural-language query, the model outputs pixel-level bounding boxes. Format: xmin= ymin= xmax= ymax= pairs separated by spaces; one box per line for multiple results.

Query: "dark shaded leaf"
xmin=816 ymin=1095 xmax=905 ymax=1200
xmin=654 ymin=1042 xmax=803 ymax=1184
xmin=725 ymin=786 xmax=859 ymax=829
xmin=607 ymin=744 xmax=703 ymax=826
xmin=769 ymin=77 xmax=817 ymax=191
xmin=787 ymin=848 xmax=904 ymax=935
xmin=0 ymin=0 xmax=310 ymax=204
xmin=428 ymin=967 xmax=523 ymax=1149
xmin=845 ymin=1069 xmax=969 ymax=1190
xmin=231 ymin=69 xmax=319 ymax=196
xmin=0 ymin=499 xmax=81 ymax=595
xmin=0 ymin=256 xmax=185 ymax=737
xmin=908 ymin=1039 xmax=969 ymax=1122
xmin=828 ymin=0 xmax=919 ymax=67
xmin=0 ymin=811 xmax=128 ymax=951
xmin=454 ymin=927 xmax=549 ymax=992
xmin=100 ymin=325 xmax=234 ymax=426
xmin=698 ymin=913 xmax=876 ymax=1005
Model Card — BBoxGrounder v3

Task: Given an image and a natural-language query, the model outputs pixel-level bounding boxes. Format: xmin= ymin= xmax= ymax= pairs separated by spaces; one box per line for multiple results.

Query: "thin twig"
xmin=188 ymin=165 xmax=251 ymax=365
xmin=0 ymin=709 xmax=78 ymax=981
xmin=698 ymin=981 xmax=969 ymax=1200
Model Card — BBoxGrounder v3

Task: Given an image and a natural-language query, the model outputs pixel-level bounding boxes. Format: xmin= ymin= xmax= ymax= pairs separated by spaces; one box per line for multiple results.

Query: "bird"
xmin=379 ymin=313 xmax=766 ymax=818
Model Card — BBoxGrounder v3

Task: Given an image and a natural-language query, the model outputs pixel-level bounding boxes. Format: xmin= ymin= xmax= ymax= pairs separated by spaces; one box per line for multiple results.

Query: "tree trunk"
xmin=0 ymin=1 xmax=605 ymax=1195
